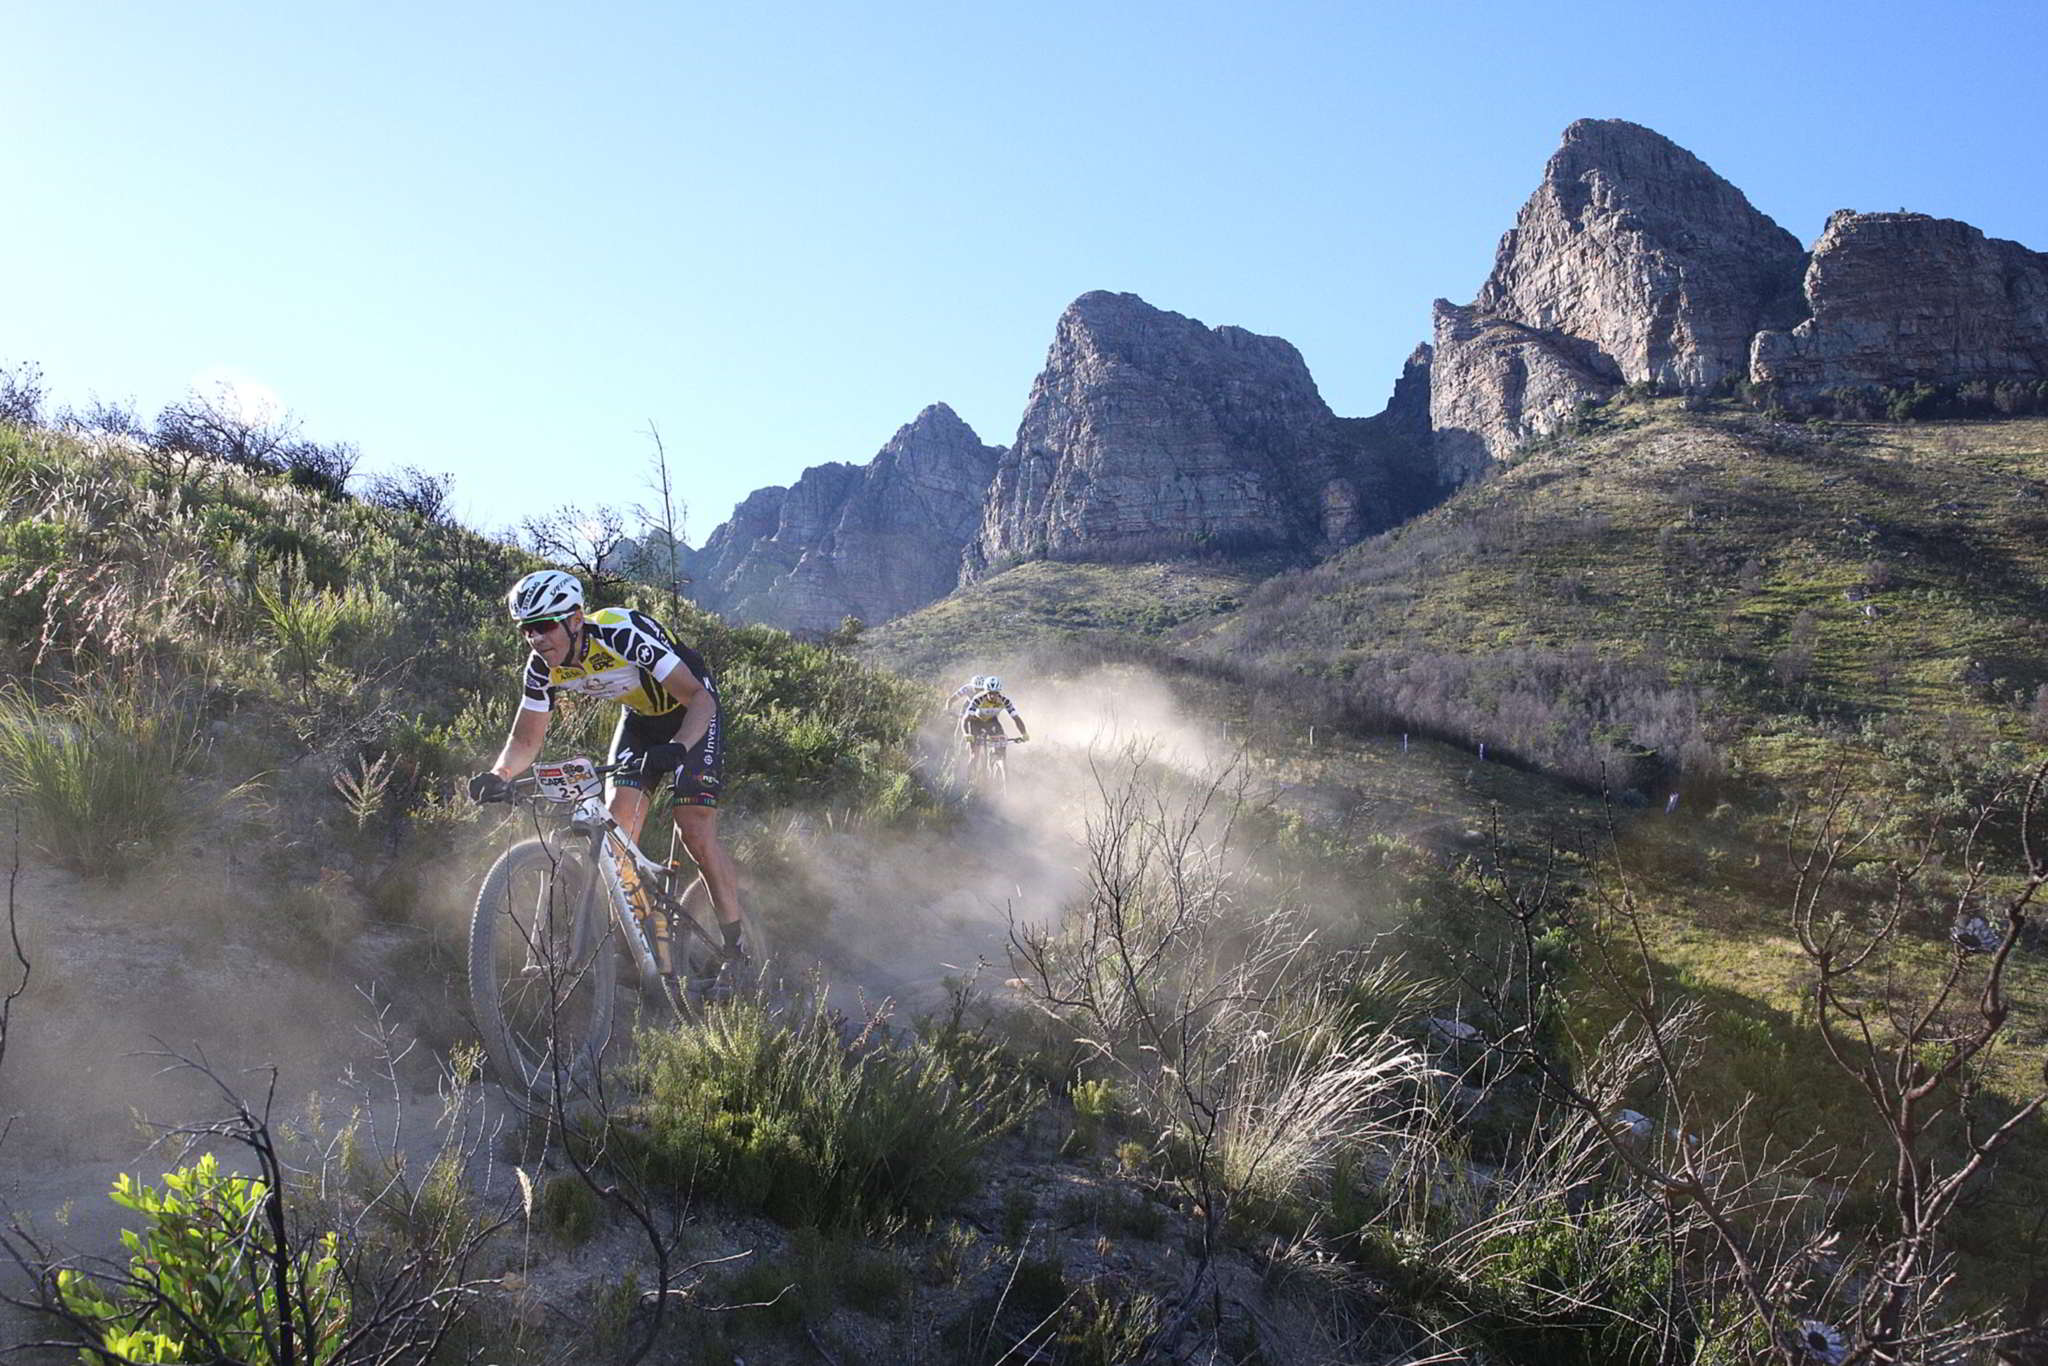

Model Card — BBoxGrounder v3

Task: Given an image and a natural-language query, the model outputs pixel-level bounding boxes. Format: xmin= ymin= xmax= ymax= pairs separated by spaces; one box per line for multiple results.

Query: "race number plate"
xmin=531 ymin=757 xmax=601 ymax=802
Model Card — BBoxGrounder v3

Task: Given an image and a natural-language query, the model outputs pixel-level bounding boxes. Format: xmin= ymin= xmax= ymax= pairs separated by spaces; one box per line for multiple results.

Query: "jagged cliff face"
xmin=969 ymin=291 xmax=1426 ymax=575
xmin=1428 ymin=304 xmax=1625 ymax=486
xmin=1752 ymin=211 xmax=2048 ymax=394
xmin=687 ymin=405 xmax=1002 ymax=633
xmin=1430 ymin=121 xmax=2048 ymax=476
xmin=691 ymin=120 xmax=2048 ymax=632
xmin=1431 ymin=119 xmax=1807 ymax=471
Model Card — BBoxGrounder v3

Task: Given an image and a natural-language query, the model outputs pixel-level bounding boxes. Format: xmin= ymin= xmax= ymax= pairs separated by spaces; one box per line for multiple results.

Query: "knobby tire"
xmin=639 ymin=863 xmax=774 ymax=1020
xmin=469 ymin=837 xmax=618 ymax=1100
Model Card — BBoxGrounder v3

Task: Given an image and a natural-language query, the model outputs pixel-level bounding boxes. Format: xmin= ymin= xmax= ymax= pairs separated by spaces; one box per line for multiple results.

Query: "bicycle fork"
xmin=599 ymin=840 xmax=665 ymax=982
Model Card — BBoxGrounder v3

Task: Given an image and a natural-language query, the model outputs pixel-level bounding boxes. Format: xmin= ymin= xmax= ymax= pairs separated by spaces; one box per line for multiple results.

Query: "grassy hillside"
xmin=0 ymin=416 xmax=1639 ymax=1365
xmin=1183 ymin=399 xmax=2048 ymax=1315
xmin=1191 ymin=400 xmax=2048 ymax=802
xmin=858 ymin=557 xmax=1269 ymax=681
xmin=11 ymin=398 xmax=2048 ymax=1361
xmin=0 ymin=420 xmax=927 ymax=857
xmin=863 ymin=399 xmax=2048 ymax=1339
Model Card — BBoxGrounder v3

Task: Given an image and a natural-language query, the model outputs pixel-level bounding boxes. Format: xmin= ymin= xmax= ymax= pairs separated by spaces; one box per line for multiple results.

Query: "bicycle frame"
xmin=526 ymin=756 xmax=686 ymax=984
xmin=964 ymin=734 xmax=1015 ymax=786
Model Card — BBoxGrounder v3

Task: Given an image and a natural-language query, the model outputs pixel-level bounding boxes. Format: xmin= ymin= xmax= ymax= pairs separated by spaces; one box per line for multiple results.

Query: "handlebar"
xmin=492 ymin=757 xmax=641 ymax=804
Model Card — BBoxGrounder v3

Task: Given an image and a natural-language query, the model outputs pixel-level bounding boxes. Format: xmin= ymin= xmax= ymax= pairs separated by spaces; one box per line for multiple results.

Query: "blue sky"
xmin=8 ymin=1 xmax=2044 ymax=541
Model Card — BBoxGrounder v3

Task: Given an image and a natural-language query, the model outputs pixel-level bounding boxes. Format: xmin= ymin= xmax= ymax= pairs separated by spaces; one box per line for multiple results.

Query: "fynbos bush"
xmin=625 ymin=992 xmax=1031 ymax=1229
xmin=0 ymin=681 xmax=207 ymax=875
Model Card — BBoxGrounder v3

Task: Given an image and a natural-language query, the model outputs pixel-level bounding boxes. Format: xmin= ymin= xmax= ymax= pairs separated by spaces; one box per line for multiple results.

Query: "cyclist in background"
xmin=961 ymin=674 xmax=1029 ymax=750
xmin=948 ymin=674 xmax=989 ymax=708
xmin=468 ymin=569 xmax=750 ymax=965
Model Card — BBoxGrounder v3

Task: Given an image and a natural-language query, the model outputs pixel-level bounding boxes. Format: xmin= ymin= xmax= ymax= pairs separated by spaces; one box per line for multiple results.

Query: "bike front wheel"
xmin=469 ymin=837 xmax=619 ymax=1099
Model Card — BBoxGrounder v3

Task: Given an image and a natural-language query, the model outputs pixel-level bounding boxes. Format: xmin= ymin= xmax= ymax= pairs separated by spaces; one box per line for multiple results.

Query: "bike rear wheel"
xmin=649 ymin=868 xmax=774 ymax=1018
xmin=469 ymin=837 xmax=619 ymax=1099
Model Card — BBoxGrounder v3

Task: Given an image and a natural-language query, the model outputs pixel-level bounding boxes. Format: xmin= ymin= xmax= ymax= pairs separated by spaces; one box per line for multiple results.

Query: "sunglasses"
xmin=518 ymin=616 xmax=571 ymax=637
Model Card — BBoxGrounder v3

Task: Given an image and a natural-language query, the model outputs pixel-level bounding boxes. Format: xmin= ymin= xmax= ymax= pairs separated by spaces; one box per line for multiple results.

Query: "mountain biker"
xmin=948 ymin=674 xmax=989 ymax=707
xmin=468 ymin=569 xmax=750 ymax=965
xmin=960 ymin=674 xmax=1029 ymax=749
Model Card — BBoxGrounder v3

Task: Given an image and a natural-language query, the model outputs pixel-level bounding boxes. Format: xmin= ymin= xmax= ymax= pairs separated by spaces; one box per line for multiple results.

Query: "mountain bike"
xmin=468 ymin=755 xmax=769 ymax=1099
xmin=964 ymin=734 xmax=1023 ymax=791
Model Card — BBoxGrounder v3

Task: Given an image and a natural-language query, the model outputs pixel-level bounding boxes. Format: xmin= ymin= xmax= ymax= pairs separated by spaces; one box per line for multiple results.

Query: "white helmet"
xmin=985 ymin=675 xmax=1003 ymax=692
xmin=972 ymin=675 xmax=990 ymax=690
xmin=507 ymin=569 xmax=584 ymax=621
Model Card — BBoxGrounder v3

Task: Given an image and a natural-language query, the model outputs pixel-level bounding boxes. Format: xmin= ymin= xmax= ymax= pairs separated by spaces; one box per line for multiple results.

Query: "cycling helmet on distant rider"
xmin=507 ymin=569 xmax=584 ymax=622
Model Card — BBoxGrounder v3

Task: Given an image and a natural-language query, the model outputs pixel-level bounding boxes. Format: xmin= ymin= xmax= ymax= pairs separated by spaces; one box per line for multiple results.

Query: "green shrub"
xmin=540 ymin=1173 xmax=601 ymax=1245
xmin=943 ymin=1257 xmax=1159 ymax=1366
xmin=1067 ymin=1078 xmax=1120 ymax=1153
xmin=1055 ymin=1281 xmax=1160 ymax=1366
xmin=625 ymin=993 xmax=1031 ymax=1229
xmin=1467 ymin=1200 xmax=1676 ymax=1366
xmin=56 ymin=1153 xmax=348 ymax=1365
xmin=0 ymin=682 xmax=207 ymax=875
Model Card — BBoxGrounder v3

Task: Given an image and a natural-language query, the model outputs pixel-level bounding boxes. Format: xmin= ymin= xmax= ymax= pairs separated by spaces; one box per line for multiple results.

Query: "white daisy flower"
xmin=1793 ymin=1319 xmax=1847 ymax=1365
xmin=1951 ymin=916 xmax=1999 ymax=953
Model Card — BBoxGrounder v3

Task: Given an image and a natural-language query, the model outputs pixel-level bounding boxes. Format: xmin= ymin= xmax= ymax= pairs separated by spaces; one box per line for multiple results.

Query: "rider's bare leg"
xmin=673 ymin=805 xmax=744 ymax=929
xmin=671 ymin=871 xmax=712 ymax=918
xmin=607 ymin=784 xmax=651 ymax=843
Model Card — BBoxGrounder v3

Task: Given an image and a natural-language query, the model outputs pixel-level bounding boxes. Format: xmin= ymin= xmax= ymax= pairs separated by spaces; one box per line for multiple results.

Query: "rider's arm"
xmin=490 ymin=705 xmax=551 ymax=780
xmin=659 ymin=658 xmax=718 ymax=750
xmin=1011 ymin=713 xmax=1030 ymax=741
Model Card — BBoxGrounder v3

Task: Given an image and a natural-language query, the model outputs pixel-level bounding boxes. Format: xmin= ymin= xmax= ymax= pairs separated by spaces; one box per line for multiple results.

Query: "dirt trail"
xmin=0 ymin=660 xmax=1545 ymax=1355
xmin=0 ymin=848 xmax=492 ymax=1350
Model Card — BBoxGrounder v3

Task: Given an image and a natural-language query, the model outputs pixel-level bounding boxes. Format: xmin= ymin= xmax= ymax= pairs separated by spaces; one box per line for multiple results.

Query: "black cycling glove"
xmin=639 ymin=743 xmax=690 ymax=778
xmin=468 ymin=772 xmax=514 ymax=804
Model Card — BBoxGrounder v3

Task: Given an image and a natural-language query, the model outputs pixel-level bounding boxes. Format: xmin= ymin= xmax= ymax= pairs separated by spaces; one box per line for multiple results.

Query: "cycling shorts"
xmin=610 ymin=706 xmax=723 ymax=807
xmin=964 ymin=715 xmax=1006 ymax=740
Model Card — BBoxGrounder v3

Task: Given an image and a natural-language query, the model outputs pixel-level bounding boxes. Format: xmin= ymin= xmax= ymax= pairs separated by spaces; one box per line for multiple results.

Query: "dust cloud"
xmin=0 ymin=655 xmax=1400 ymax=1297
xmin=770 ymin=660 xmax=1281 ymax=1013
xmin=0 ymin=837 xmax=476 ymax=1281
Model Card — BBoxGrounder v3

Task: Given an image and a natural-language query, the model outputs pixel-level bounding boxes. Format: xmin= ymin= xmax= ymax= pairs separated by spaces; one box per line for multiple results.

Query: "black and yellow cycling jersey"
xmin=519 ymin=607 xmax=715 ymax=718
xmin=962 ymin=689 xmax=1018 ymax=723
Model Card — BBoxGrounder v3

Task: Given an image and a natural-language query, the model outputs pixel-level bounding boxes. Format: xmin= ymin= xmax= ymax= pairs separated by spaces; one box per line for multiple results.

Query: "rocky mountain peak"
xmin=686 ymin=406 xmax=1003 ymax=633
xmin=1431 ymin=120 xmax=1808 ymax=472
xmin=1751 ymin=210 xmax=2048 ymax=394
xmin=872 ymin=402 xmax=990 ymax=479
xmin=1478 ymin=119 xmax=1807 ymax=388
xmin=969 ymin=292 xmax=1421 ymax=574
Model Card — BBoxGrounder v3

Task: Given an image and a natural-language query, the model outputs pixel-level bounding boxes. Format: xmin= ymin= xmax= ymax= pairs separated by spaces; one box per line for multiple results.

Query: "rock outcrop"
xmin=1751 ymin=211 xmax=2048 ymax=395
xmin=1431 ymin=119 xmax=1807 ymax=472
xmin=968 ymin=291 xmax=1429 ymax=575
xmin=1428 ymin=305 xmax=1625 ymax=485
xmin=693 ymin=122 xmax=2048 ymax=628
xmin=1335 ymin=341 xmax=1443 ymax=517
xmin=688 ymin=405 xmax=1002 ymax=633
